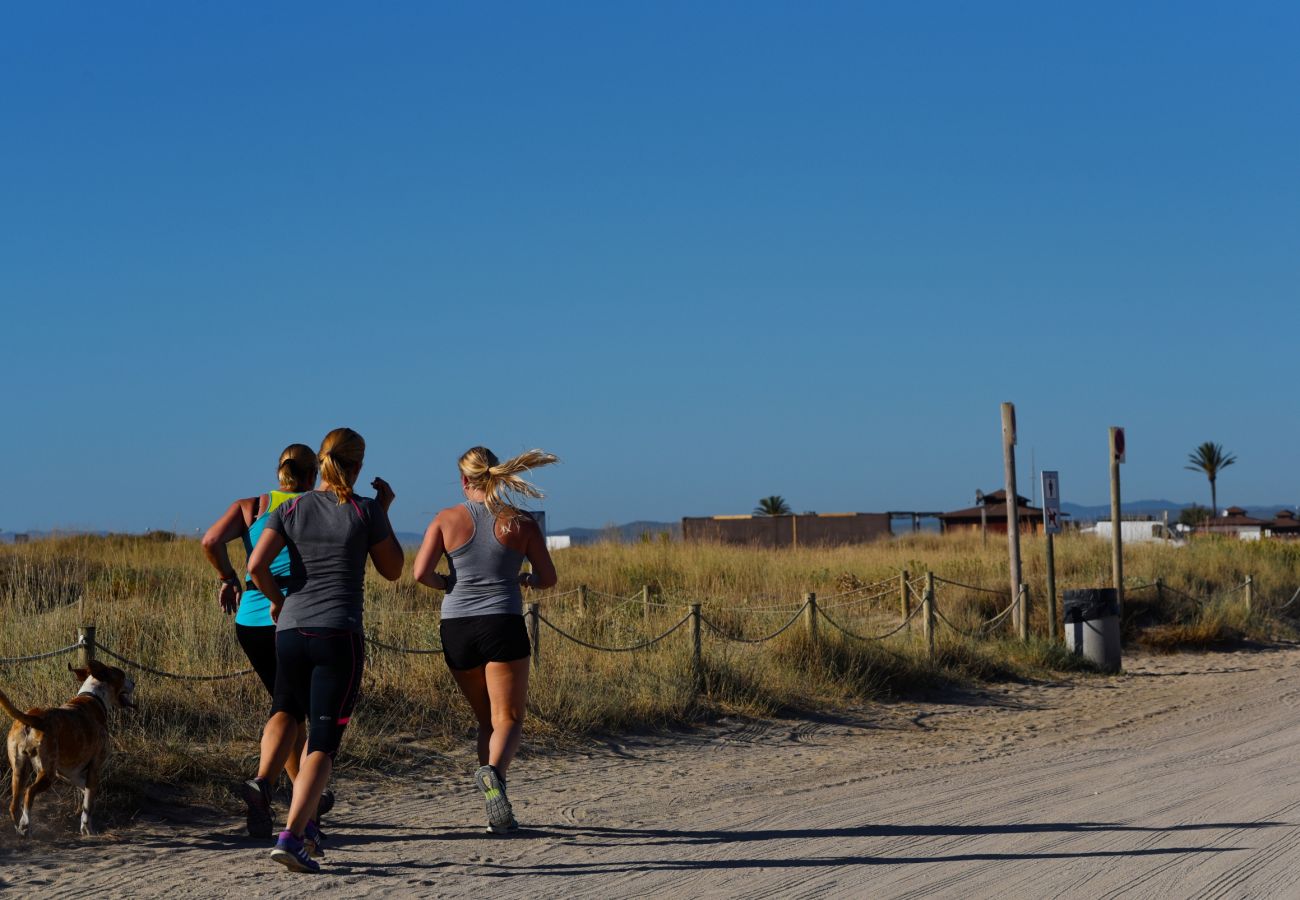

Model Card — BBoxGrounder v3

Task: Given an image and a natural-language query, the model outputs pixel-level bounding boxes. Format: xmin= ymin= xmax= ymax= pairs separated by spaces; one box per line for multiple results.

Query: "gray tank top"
xmin=441 ymin=501 xmax=526 ymax=619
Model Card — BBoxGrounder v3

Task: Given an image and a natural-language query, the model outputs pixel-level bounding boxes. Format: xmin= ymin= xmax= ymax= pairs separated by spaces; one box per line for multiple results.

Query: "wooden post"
xmin=900 ymin=570 xmax=912 ymax=631
xmin=981 ymin=505 xmax=988 ymax=547
xmin=689 ymin=604 xmax=702 ymax=693
xmin=1002 ymin=403 xmax=1024 ymax=633
xmin=1245 ymin=575 xmax=1254 ymax=615
xmin=642 ymin=585 xmax=651 ymax=621
xmin=923 ymin=572 xmax=936 ymax=659
xmin=526 ymin=603 xmax=540 ymax=669
xmin=1018 ymin=583 xmax=1030 ymax=641
xmin=577 ymin=584 xmax=589 ymax=619
xmin=1109 ymin=427 xmax=1125 ymax=621
xmin=1045 ymin=532 xmax=1058 ymax=642
xmin=1155 ymin=577 xmax=1164 ymax=606
xmin=804 ymin=592 xmax=818 ymax=646
xmin=77 ymin=624 xmax=96 ymax=668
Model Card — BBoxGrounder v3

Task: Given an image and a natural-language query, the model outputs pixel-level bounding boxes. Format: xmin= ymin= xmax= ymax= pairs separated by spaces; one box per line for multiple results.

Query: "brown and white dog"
xmin=1 ymin=659 xmax=137 ymax=836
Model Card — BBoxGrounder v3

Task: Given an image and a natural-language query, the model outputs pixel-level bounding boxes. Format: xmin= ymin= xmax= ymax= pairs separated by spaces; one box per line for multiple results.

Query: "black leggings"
xmin=235 ymin=624 xmax=279 ymax=697
xmin=270 ymin=628 xmax=365 ymax=758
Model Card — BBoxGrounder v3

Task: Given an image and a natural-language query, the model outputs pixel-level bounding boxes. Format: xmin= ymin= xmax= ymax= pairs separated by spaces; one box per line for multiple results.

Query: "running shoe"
xmin=474 ymin=765 xmax=518 ymax=834
xmin=239 ymin=777 xmax=274 ymax=840
xmin=270 ymin=830 xmax=320 ymax=874
xmin=303 ymin=819 xmax=327 ymax=859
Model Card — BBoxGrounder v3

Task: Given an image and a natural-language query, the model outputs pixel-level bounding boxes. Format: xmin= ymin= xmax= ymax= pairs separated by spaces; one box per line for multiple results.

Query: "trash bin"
xmin=1062 ymin=588 xmax=1121 ymax=673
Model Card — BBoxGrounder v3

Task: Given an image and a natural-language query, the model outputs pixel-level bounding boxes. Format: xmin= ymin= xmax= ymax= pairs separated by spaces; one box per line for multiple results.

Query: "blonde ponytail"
xmin=459 ymin=446 xmax=559 ymax=531
xmin=277 ymin=443 xmax=318 ymax=491
xmin=318 ymin=428 xmax=366 ymax=505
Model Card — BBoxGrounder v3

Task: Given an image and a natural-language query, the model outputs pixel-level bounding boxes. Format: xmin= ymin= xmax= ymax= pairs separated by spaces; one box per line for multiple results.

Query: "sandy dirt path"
xmin=3 ymin=645 xmax=1300 ymax=898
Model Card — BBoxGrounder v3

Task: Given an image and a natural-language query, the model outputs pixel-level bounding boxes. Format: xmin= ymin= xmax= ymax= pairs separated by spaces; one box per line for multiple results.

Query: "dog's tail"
xmin=0 ymin=686 xmax=42 ymax=729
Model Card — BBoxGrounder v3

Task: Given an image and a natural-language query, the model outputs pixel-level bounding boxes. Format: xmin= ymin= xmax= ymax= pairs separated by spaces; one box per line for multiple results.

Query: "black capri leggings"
xmin=235 ymin=624 xmax=279 ymax=697
xmin=270 ymin=628 xmax=365 ymax=758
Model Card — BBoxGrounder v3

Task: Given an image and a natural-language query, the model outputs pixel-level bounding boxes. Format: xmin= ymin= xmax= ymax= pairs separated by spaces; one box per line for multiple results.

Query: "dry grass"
xmin=1 ymin=530 xmax=1296 ymax=823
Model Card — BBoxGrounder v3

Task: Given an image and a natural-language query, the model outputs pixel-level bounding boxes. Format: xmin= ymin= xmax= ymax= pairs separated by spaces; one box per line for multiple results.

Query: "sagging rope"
xmin=95 ymin=643 xmax=255 ymax=682
xmin=537 ymin=612 xmax=692 ymax=653
xmin=364 ymin=635 xmax=443 ymax=655
xmin=817 ymin=601 xmax=924 ymax=642
xmin=932 ymin=575 xmax=1007 ymax=596
xmin=700 ymin=603 xmax=808 ymax=644
xmin=0 ymin=641 xmax=84 ymax=665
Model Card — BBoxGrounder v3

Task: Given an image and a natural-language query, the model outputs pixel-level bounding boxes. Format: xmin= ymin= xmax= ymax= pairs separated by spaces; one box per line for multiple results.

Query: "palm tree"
xmin=1185 ymin=442 xmax=1237 ymax=516
xmin=754 ymin=495 xmax=792 ymax=516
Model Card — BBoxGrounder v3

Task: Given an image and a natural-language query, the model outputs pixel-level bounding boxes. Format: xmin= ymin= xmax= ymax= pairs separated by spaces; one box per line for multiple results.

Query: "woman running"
xmin=201 ymin=442 xmax=316 ymax=833
xmin=413 ymin=447 xmax=558 ymax=834
xmin=247 ymin=427 xmax=403 ymax=873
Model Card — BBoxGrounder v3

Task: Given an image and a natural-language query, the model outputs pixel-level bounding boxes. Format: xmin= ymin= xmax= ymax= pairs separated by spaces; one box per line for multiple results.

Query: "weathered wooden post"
xmin=689 ymin=603 xmax=702 ymax=693
xmin=1245 ymin=575 xmax=1254 ymax=615
xmin=1018 ymin=583 xmax=1031 ymax=641
xmin=642 ymin=585 xmax=651 ymax=621
xmin=900 ymin=570 xmax=912 ymax=631
xmin=1109 ymin=426 xmax=1126 ymax=622
xmin=77 ymin=625 xmax=96 ymax=668
xmin=1155 ymin=577 xmax=1164 ymax=606
xmin=804 ymin=592 xmax=818 ymax=646
xmin=577 ymin=584 xmax=589 ymax=619
xmin=1002 ymin=403 xmax=1024 ymax=634
xmin=526 ymin=603 xmax=540 ymax=669
xmin=923 ymin=572 xmax=936 ymax=659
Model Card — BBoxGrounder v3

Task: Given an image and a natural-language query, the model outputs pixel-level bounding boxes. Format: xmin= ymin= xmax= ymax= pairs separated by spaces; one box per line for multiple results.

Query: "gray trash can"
xmin=1062 ymin=588 xmax=1121 ymax=673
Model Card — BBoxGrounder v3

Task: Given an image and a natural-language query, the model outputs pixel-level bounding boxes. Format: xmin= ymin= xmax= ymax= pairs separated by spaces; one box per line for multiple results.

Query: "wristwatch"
xmin=219 ymin=574 xmax=239 ymax=587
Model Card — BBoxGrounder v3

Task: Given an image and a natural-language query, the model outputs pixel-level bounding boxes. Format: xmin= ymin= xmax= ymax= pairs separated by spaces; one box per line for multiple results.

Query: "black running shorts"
xmin=440 ymin=614 xmax=531 ymax=671
xmin=270 ymin=628 xmax=365 ymax=758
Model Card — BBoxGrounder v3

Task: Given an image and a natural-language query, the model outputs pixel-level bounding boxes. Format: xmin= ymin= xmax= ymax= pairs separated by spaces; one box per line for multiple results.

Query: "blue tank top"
xmin=235 ymin=490 xmax=300 ymax=627
xmin=441 ymin=501 xmax=526 ymax=619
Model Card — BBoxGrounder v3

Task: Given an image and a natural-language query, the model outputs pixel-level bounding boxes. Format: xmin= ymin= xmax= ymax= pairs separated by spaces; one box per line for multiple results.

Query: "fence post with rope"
xmin=642 ymin=585 xmax=651 ymax=621
xmin=77 ymin=625 xmax=95 ymax=667
xmin=900 ymin=570 xmax=912 ymax=632
xmin=804 ymin=592 xmax=818 ymax=646
xmin=689 ymin=603 xmax=702 ymax=693
xmin=1245 ymin=575 xmax=1254 ymax=615
xmin=923 ymin=572 xmax=936 ymax=659
xmin=1018 ymin=583 xmax=1030 ymax=641
xmin=527 ymin=602 xmax=540 ymax=669
xmin=577 ymin=584 xmax=589 ymax=618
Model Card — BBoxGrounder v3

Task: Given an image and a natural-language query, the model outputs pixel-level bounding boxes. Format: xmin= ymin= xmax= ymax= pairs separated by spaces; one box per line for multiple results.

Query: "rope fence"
xmin=0 ymin=571 xmax=1290 ymax=693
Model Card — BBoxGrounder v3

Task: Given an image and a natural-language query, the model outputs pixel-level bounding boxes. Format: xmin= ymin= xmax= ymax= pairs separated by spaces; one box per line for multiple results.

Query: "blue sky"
xmin=3 ymin=3 xmax=1297 ymax=534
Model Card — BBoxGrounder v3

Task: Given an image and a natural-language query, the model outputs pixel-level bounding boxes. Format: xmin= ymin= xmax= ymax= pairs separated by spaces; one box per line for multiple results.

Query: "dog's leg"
xmin=79 ymin=762 xmax=100 ymax=836
xmin=19 ymin=763 xmax=52 ymax=838
xmin=8 ymin=741 xmax=28 ymax=833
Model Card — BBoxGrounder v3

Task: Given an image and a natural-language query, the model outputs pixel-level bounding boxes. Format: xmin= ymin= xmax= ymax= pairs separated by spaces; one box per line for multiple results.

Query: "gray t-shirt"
xmin=265 ymin=490 xmax=393 ymax=632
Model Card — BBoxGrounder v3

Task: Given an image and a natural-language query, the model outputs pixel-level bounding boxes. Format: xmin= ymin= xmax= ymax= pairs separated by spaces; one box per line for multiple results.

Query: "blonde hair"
xmin=459 ymin=446 xmax=559 ymax=530
xmin=277 ymin=443 xmax=318 ymax=491
xmin=318 ymin=428 xmax=366 ymax=505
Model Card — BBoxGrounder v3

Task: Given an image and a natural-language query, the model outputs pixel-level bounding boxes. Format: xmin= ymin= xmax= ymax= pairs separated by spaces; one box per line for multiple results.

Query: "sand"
xmin=3 ymin=644 xmax=1299 ymax=899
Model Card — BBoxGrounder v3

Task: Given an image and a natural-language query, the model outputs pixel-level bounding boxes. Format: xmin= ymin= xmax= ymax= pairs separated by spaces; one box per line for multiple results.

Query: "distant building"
xmin=545 ymin=535 xmax=572 ymax=551
xmin=1199 ymin=506 xmax=1267 ymax=540
xmin=1267 ymin=510 xmax=1300 ymax=538
xmin=681 ymin=513 xmax=892 ymax=548
xmin=12 ymin=533 xmax=29 ymax=544
xmin=938 ymin=489 xmax=1044 ymax=536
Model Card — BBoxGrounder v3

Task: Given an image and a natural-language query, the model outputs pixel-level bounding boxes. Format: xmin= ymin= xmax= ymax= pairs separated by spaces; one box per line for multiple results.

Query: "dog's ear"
xmin=70 ymin=664 xmax=90 ymax=682
xmin=87 ymin=658 xmax=111 ymax=678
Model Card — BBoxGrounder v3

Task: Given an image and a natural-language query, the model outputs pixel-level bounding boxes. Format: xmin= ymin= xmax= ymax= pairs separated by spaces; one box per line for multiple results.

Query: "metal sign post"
xmin=1042 ymin=470 xmax=1061 ymax=641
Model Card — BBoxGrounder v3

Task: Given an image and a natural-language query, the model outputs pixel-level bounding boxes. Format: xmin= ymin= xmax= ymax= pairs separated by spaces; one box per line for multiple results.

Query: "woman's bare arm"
xmin=368 ymin=534 xmax=404 ymax=582
xmin=201 ymin=498 xmax=255 ymax=613
xmin=413 ymin=514 xmax=450 ymax=590
xmin=520 ymin=517 xmax=557 ymax=589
